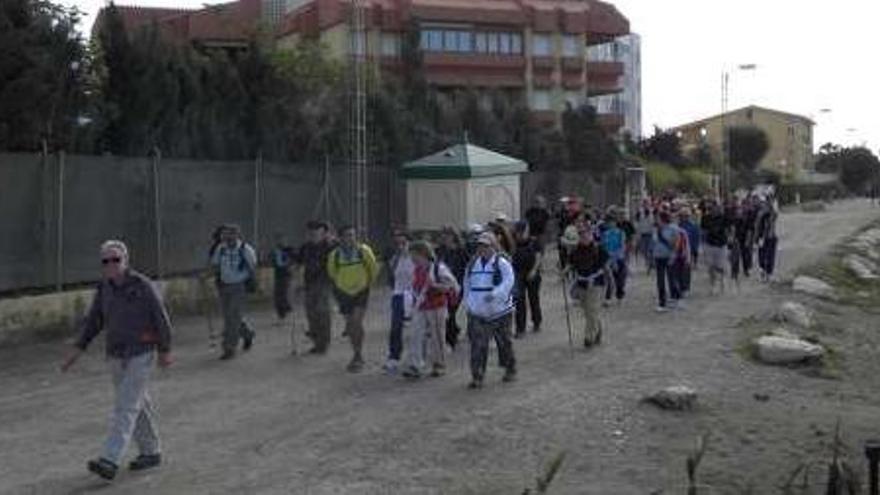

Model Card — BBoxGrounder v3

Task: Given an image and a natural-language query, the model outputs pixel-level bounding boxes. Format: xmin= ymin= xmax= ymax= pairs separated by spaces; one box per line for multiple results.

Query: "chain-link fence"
xmin=0 ymin=151 xmax=406 ymax=294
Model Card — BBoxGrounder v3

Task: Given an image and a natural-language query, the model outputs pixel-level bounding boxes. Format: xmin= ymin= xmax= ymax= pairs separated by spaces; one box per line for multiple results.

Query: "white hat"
xmin=476 ymin=232 xmax=496 ymax=246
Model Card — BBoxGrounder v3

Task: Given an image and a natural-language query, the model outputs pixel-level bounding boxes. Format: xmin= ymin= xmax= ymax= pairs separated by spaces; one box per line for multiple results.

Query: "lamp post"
xmin=720 ymin=63 xmax=757 ymax=200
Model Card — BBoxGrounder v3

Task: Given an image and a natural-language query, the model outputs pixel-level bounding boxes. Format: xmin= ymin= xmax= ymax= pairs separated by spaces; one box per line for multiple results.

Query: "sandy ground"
xmin=1 ymin=199 xmax=879 ymax=495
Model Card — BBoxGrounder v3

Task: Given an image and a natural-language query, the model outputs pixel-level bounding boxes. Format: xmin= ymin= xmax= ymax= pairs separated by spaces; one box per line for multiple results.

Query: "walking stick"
xmin=560 ymin=270 xmax=574 ymax=358
xmin=288 ymin=282 xmax=299 ymax=356
xmin=198 ymin=273 xmax=218 ymax=349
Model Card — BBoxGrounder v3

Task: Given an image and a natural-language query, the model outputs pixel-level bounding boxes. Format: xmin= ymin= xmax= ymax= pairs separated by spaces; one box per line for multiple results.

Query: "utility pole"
xmin=349 ymin=0 xmax=368 ymax=239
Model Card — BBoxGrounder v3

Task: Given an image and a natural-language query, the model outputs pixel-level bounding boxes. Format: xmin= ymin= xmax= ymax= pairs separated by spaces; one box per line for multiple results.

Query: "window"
xmin=487 ymin=32 xmax=499 ymax=53
xmin=475 ymin=32 xmax=487 ymax=52
xmin=443 ymin=31 xmax=458 ymax=52
xmin=562 ymin=35 xmax=580 ymax=57
xmin=351 ymin=31 xmax=366 ymax=55
xmin=511 ymin=33 xmax=522 ymax=54
xmin=381 ymin=33 xmax=399 ymax=57
xmin=420 ymin=29 xmax=443 ymax=51
xmin=532 ymin=33 xmax=552 ymax=56
xmin=457 ymin=31 xmax=473 ymax=52
xmin=499 ymin=33 xmax=511 ymax=54
xmin=530 ymin=90 xmax=552 ymax=111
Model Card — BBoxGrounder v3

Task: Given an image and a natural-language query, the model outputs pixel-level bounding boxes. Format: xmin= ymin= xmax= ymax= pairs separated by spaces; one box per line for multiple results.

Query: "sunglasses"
xmin=101 ymin=257 xmax=122 ymax=265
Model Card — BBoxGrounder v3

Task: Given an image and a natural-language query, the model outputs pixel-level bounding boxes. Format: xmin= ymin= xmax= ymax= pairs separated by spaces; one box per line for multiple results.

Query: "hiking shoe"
xmin=87 ymin=458 xmax=118 ymax=481
xmin=401 ymin=366 xmax=422 ymax=379
xmin=382 ymin=359 xmax=400 ymax=375
xmin=242 ymin=333 xmax=254 ymax=351
xmin=502 ymin=369 xmax=517 ymax=383
xmin=129 ymin=454 xmax=161 ymax=472
xmin=219 ymin=349 xmax=236 ymax=360
xmin=346 ymin=357 xmax=364 ymax=373
xmin=467 ymin=378 xmax=484 ymax=390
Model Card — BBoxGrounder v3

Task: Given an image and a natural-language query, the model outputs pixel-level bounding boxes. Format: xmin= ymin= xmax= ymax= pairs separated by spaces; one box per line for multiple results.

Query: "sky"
xmin=69 ymin=0 xmax=879 ymax=152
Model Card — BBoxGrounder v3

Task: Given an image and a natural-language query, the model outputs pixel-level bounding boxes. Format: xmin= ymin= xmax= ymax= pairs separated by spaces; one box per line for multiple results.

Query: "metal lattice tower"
xmin=348 ymin=0 xmax=368 ymax=238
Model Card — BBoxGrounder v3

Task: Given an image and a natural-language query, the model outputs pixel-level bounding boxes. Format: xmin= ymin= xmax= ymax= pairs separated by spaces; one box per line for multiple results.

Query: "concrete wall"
xmin=0 ymin=268 xmax=275 ymax=347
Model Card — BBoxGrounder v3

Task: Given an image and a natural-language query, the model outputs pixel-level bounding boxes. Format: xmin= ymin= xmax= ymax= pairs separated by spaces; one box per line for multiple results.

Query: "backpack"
xmin=333 ymin=244 xmax=369 ymax=270
xmin=468 ymin=255 xmax=517 ymax=299
xmin=237 ymin=244 xmax=257 ymax=293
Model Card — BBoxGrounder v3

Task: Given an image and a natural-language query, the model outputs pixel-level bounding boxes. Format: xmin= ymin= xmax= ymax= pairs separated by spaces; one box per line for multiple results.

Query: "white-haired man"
xmin=61 ymin=240 xmax=173 ymax=481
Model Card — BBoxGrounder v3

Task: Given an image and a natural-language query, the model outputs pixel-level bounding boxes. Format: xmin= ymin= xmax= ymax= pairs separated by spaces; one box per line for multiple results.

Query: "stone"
xmin=643 ymin=385 xmax=698 ymax=411
xmin=778 ymin=301 xmax=815 ymax=329
xmin=793 ymin=276 xmax=839 ymax=301
xmin=754 ymin=335 xmax=825 ymax=365
xmin=845 ymin=254 xmax=879 ymax=281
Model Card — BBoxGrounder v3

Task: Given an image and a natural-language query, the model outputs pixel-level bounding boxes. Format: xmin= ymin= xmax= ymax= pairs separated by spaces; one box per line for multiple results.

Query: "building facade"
xmin=276 ymin=0 xmax=630 ymax=132
xmin=673 ymin=105 xmax=815 ymax=178
xmin=586 ymin=32 xmax=640 ymax=138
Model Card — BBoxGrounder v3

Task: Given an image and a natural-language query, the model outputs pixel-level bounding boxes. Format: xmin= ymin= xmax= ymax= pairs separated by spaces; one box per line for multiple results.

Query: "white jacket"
xmin=463 ymin=254 xmax=515 ymax=321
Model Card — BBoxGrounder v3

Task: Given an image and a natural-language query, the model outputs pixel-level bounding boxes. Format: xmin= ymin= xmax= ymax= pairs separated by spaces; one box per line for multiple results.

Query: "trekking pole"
xmin=288 ymin=281 xmax=299 ymax=356
xmin=199 ymin=273 xmax=217 ymax=349
xmin=560 ymin=270 xmax=574 ymax=358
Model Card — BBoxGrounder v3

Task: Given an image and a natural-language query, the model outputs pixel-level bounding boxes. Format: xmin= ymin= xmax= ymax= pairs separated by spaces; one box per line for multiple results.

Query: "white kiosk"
xmin=402 ymin=143 xmax=528 ymax=231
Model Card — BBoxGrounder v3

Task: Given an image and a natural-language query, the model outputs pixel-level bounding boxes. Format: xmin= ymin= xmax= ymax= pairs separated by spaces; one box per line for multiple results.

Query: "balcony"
xmin=586 ymin=61 xmax=624 ymax=77
xmin=422 ymin=53 xmax=526 ymax=70
xmin=597 ymin=113 xmax=625 ymax=133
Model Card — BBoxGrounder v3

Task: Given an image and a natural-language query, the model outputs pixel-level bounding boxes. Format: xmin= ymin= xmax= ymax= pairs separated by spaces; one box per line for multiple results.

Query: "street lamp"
xmin=720 ymin=63 xmax=757 ymax=199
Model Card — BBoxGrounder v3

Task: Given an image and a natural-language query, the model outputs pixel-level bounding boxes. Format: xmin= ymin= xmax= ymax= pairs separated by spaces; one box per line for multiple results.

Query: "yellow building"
xmin=673 ymin=105 xmax=815 ymax=179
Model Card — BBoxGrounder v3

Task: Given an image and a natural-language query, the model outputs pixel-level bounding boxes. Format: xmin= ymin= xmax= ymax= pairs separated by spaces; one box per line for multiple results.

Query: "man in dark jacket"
xmin=61 ymin=240 xmax=173 ymax=481
xmin=297 ymin=220 xmax=337 ymax=354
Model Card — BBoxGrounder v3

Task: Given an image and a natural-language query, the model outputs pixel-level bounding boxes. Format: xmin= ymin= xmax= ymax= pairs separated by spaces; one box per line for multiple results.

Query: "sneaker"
xmin=87 ymin=458 xmax=118 ymax=481
xmin=430 ymin=365 xmax=445 ymax=377
xmin=401 ymin=366 xmax=422 ymax=379
xmin=242 ymin=333 xmax=254 ymax=351
xmin=674 ymin=301 xmax=687 ymax=311
xmin=219 ymin=349 xmax=236 ymax=360
xmin=129 ymin=454 xmax=161 ymax=472
xmin=532 ymin=324 xmax=542 ymax=333
xmin=467 ymin=378 xmax=484 ymax=390
xmin=502 ymin=369 xmax=517 ymax=383
xmin=382 ymin=359 xmax=400 ymax=375
xmin=514 ymin=331 xmax=526 ymax=340
xmin=655 ymin=306 xmax=669 ymax=313
xmin=346 ymin=356 xmax=364 ymax=373
xmin=602 ymin=300 xmax=612 ymax=308
xmin=307 ymin=347 xmax=326 ymax=355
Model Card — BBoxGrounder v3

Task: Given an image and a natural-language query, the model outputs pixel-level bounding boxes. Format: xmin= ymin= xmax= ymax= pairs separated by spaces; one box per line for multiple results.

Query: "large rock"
xmin=643 ymin=385 xmax=698 ymax=411
xmin=778 ymin=301 xmax=815 ymax=329
xmin=845 ymin=254 xmax=879 ymax=281
xmin=793 ymin=276 xmax=839 ymax=301
xmin=754 ymin=335 xmax=825 ymax=365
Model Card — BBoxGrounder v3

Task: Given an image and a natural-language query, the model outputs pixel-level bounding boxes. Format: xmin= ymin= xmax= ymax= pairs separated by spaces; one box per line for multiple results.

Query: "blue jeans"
xmin=388 ymin=294 xmax=405 ymax=361
xmin=654 ymin=258 xmax=680 ymax=307
xmin=102 ymin=352 xmax=160 ymax=465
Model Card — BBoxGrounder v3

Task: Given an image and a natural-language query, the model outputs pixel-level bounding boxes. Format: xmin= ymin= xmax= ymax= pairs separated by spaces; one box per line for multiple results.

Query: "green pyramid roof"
xmin=402 ymin=143 xmax=528 ymax=179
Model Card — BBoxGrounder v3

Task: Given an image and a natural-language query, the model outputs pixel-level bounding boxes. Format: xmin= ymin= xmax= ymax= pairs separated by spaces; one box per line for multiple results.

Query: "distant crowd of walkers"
xmin=59 ymin=190 xmax=779 ymax=482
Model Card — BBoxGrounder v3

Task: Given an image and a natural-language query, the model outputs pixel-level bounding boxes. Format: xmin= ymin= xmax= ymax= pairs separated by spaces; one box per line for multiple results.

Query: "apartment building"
xmin=276 ymin=0 xmax=631 ymax=131
xmin=673 ymin=105 xmax=815 ymax=178
xmin=586 ymin=32 xmax=640 ymax=138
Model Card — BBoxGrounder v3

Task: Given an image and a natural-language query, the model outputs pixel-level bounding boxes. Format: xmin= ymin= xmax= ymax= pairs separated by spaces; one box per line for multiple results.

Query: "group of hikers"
xmin=58 ymin=189 xmax=780 ymax=482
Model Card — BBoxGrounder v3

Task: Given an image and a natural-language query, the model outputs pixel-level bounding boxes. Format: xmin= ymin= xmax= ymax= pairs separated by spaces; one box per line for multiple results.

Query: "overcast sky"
xmin=70 ymin=0 xmax=878 ymax=152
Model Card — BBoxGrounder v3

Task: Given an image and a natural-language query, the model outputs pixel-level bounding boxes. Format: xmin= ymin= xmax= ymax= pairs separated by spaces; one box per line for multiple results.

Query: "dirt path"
xmin=1 ymin=199 xmax=878 ymax=495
